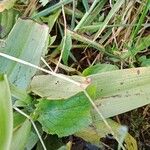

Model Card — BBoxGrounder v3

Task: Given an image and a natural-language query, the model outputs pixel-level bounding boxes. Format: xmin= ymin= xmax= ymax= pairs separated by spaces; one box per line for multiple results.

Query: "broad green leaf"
xmin=62 ymin=31 xmax=72 ymax=65
xmin=76 ymin=119 xmax=137 ymax=150
xmin=0 ymin=9 xmax=19 ymax=38
xmin=82 ymin=63 xmax=118 ymax=76
xmin=32 ymin=67 xmax=150 ymax=119
xmin=34 ymin=92 xmax=92 ymax=137
xmin=0 ymin=18 xmax=49 ymax=90
xmin=13 ymin=111 xmax=26 ymax=131
xmin=11 ymin=119 xmax=31 ymax=150
xmin=89 ymin=67 xmax=150 ymax=118
xmin=30 ymin=75 xmax=88 ymax=99
xmin=0 ymin=74 xmax=13 ymax=150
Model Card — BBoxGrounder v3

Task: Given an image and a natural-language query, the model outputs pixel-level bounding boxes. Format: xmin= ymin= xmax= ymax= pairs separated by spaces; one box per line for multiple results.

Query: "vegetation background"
xmin=0 ymin=0 xmax=150 ymax=150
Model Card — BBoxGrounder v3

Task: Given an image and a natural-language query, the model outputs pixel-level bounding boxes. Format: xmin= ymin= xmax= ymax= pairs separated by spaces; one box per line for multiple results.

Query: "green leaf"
xmin=130 ymin=0 xmax=150 ymax=46
xmin=31 ymin=75 xmax=88 ymax=99
xmin=13 ymin=111 xmax=26 ymax=131
xmin=34 ymin=92 xmax=92 ymax=137
xmin=62 ymin=31 xmax=72 ymax=65
xmin=76 ymin=119 xmax=124 ymax=144
xmin=82 ymin=63 xmax=118 ymax=76
xmin=82 ymin=0 xmax=89 ymax=12
xmin=89 ymin=67 xmax=150 ymax=118
xmin=123 ymin=34 xmax=150 ymax=58
xmin=11 ymin=119 xmax=31 ymax=150
xmin=0 ymin=18 xmax=49 ymax=90
xmin=0 ymin=9 xmax=19 ymax=38
xmin=139 ymin=56 xmax=150 ymax=67
xmin=25 ymin=130 xmax=39 ymax=150
xmin=10 ymin=83 xmax=32 ymax=107
xmin=134 ymin=34 xmax=150 ymax=54
xmin=78 ymin=0 xmax=107 ymax=30
xmin=41 ymin=9 xmax=61 ymax=32
xmin=141 ymin=59 xmax=150 ymax=67
xmin=32 ymin=0 xmax=73 ymax=18
xmin=94 ymin=0 xmax=125 ymax=40
xmin=0 ymin=74 xmax=13 ymax=150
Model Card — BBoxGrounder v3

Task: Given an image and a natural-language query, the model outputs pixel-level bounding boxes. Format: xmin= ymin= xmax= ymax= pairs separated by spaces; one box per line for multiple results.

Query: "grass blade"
xmin=0 ymin=74 xmax=13 ymax=150
xmin=93 ymin=0 xmax=125 ymax=41
xmin=32 ymin=0 xmax=73 ymax=18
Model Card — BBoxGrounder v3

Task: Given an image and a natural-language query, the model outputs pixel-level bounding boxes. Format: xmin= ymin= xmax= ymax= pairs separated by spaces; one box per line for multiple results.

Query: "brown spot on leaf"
xmin=55 ymin=81 xmax=59 ymax=85
xmin=135 ymin=93 xmax=140 ymax=96
xmin=137 ymin=69 xmax=140 ymax=75
xmin=111 ymin=94 xmax=122 ymax=98
xmin=101 ymin=94 xmax=122 ymax=99
xmin=120 ymin=82 xmax=124 ymax=85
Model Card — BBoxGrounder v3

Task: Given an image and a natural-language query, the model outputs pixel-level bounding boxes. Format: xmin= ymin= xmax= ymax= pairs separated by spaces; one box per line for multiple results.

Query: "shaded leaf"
xmin=25 ymin=130 xmax=39 ymax=150
xmin=32 ymin=0 xmax=73 ymax=18
xmin=62 ymin=31 xmax=72 ymax=65
xmin=0 ymin=18 xmax=49 ymax=90
xmin=10 ymin=83 xmax=32 ymax=107
xmin=82 ymin=0 xmax=89 ymax=12
xmin=36 ymin=135 xmax=64 ymax=150
xmin=41 ymin=9 xmax=61 ymax=31
xmin=139 ymin=56 xmax=150 ymax=67
xmin=0 ymin=9 xmax=19 ymax=38
xmin=11 ymin=119 xmax=31 ymax=150
xmin=82 ymin=63 xmax=118 ymax=76
xmin=141 ymin=59 xmax=150 ymax=67
xmin=34 ymin=92 xmax=92 ymax=137
xmin=76 ymin=118 xmax=137 ymax=150
xmin=0 ymin=74 xmax=13 ymax=150
xmin=13 ymin=111 xmax=26 ymax=131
